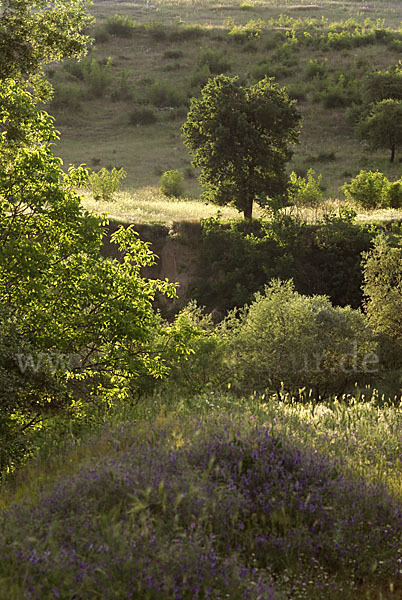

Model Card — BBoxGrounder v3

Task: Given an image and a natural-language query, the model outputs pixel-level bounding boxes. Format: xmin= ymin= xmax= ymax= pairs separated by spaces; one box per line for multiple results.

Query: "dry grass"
xmin=81 ymin=187 xmax=401 ymax=226
xmin=80 ymin=186 xmax=247 ymax=224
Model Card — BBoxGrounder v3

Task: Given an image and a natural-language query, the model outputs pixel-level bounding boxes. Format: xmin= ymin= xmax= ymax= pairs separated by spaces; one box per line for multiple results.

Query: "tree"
xmin=0 ymin=79 xmax=179 ymax=472
xmin=0 ymin=0 xmax=92 ymax=99
xmin=358 ymin=99 xmax=402 ymax=163
xmin=182 ymin=75 xmax=301 ymax=220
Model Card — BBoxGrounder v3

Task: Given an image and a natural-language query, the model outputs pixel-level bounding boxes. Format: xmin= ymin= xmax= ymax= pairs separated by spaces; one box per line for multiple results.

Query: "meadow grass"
xmin=80 ymin=186 xmax=401 ymax=226
xmin=0 ymin=393 xmax=401 ymax=599
xmin=80 ymin=187 xmax=245 ymax=224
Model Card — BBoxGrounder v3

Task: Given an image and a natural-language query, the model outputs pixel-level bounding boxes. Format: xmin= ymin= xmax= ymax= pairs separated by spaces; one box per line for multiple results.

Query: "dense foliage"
xmin=0 ymin=80 xmax=178 ymax=472
xmin=195 ymin=212 xmax=374 ymax=312
xmin=0 ymin=0 xmax=92 ymax=99
xmin=182 ymin=75 xmax=301 ymax=219
xmin=363 ymin=236 xmax=402 ymax=375
xmin=224 ymin=280 xmax=377 ymax=397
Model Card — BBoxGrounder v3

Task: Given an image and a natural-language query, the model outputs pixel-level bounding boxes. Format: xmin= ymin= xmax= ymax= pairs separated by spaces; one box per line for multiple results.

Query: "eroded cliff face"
xmin=102 ymin=220 xmax=203 ymax=313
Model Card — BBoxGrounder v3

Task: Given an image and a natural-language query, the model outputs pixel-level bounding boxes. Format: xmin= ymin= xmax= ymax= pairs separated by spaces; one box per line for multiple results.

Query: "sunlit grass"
xmin=80 ymin=186 xmax=254 ymax=224
xmin=80 ymin=186 xmax=402 ymax=226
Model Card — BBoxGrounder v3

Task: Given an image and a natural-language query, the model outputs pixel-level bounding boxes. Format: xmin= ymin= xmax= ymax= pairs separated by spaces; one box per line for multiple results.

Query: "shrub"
xmin=110 ymin=70 xmax=133 ymax=102
xmin=164 ymin=302 xmax=227 ymax=394
xmin=362 ymin=236 xmax=402 ymax=369
xmin=169 ymin=24 xmax=206 ymax=42
xmin=82 ymin=57 xmax=113 ymax=98
xmin=343 ymin=170 xmax=389 ymax=209
xmin=62 ymin=58 xmax=85 ymax=80
xmin=227 ymin=279 xmax=377 ymax=397
xmin=198 ymin=47 xmax=231 ymax=74
xmin=50 ymin=81 xmax=82 ymax=111
xmin=385 ymin=179 xmax=402 ymax=209
xmin=315 ymin=149 xmax=337 ymax=162
xmin=250 ymin=58 xmax=272 ymax=81
xmin=306 ymin=209 xmax=372 ymax=308
xmin=94 ymin=26 xmax=109 ymax=44
xmin=228 ymin=19 xmax=264 ymax=43
xmin=104 ymin=14 xmax=137 ymax=37
xmin=163 ymin=49 xmax=183 ymax=59
xmin=286 ymin=83 xmax=307 ymax=101
xmin=305 ymin=58 xmax=328 ymax=79
xmin=159 ymin=169 xmax=185 ymax=197
xmin=144 ymin=20 xmax=167 ymax=41
xmin=87 ymin=167 xmax=127 ymax=201
xmin=289 ymin=168 xmax=324 ymax=209
xmin=129 ymin=106 xmax=157 ymax=125
xmin=148 ymin=81 xmax=187 ymax=107
xmin=189 ymin=64 xmax=212 ymax=89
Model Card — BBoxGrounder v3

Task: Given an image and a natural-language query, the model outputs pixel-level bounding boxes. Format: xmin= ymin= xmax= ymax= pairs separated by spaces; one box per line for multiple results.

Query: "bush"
xmin=189 ymin=64 xmax=212 ymax=90
xmin=164 ymin=302 xmax=226 ymax=394
xmin=82 ymin=57 xmax=113 ymax=98
xmin=305 ymin=209 xmax=372 ymax=308
xmin=104 ymin=14 xmax=137 ymax=37
xmin=362 ymin=236 xmax=402 ymax=369
xmin=144 ymin=20 xmax=167 ymax=41
xmin=289 ymin=168 xmax=324 ymax=209
xmin=227 ymin=279 xmax=377 ymax=397
xmin=198 ymin=47 xmax=231 ymax=74
xmin=343 ymin=170 xmax=390 ymax=209
xmin=94 ymin=26 xmax=109 ymax=44
xmin=163 ymin=49 xmax=184 ymax=59
xmin=148 ymin=81 xmax=187 ymax=107
xmin=110 ymin=70 xmax=133 ymax=102
xmin=129 ymin=106 xmax=157 ymax=126
xmin=169 ymin=24 xmax=206 ymax=42
xmin=228 ymin=19 xmax=264 ymax=43
xmin=286 ymin=83 xmax=307 ymax=101
xmin=385 ymin=180 xmax=402 ymax=209
xmin=87 ymin=167 xmax=127 ymax=201
xmin=250 ymin=58 xmax=272 ymax=81
xmin=159 ymin=170 xmax=185 ymax=197
xmin=305 ymin=58 xmax=328 ymax=79
xmin=50 ymin=82 xmax=82 ymax=111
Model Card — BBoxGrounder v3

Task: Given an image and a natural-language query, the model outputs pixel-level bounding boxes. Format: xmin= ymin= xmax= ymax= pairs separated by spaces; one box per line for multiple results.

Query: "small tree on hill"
xmin=358 ymin=99 xmax=402 ymax=163
xmin=182 ymin=75 xmax=301 ymax=219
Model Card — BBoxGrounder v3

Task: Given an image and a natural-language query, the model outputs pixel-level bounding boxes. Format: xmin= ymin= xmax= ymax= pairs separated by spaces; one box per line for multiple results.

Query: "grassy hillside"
xmin=48 ymin=0 xmax=402 ymax=214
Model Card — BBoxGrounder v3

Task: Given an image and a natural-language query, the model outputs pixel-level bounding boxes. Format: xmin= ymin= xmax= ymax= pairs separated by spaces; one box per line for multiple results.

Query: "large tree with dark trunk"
xmin=182 ymin=75 xmax=301 ymax=220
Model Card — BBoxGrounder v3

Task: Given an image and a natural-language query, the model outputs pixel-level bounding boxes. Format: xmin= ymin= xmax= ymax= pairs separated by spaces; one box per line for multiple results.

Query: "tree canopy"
xmin=0 ymin=79 xmax=182 ymax=472
xmin=182 ymin=75 xmax=301 ymax=219
xmin=358 ymin=99 xmax=402 ymax=163
xmin=0 ymin=0 xmax=92 ymax=99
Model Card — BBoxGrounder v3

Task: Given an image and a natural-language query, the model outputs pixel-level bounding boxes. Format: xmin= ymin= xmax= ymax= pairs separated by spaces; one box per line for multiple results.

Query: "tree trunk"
xmin=390 ymin=145 xmax=395 ymax=163
xmin=243 ymin=195 xmax=253 ymax=220
xmin=244 ymin=202 xmax=253 ymax=220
